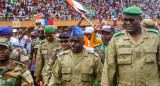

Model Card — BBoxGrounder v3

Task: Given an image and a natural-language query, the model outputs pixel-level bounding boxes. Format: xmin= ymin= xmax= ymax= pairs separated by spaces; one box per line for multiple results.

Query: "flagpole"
xmin=73 ymin=6 xmax=94 ymax=28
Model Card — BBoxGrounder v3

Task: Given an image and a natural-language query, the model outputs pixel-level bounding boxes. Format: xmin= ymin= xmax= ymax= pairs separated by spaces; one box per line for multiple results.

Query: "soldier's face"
xmin=60 ymin=38 xmax=70 ymax=50
xmin=70 ymin=36 xmax=84 ymax=53
xmin=123 ymin=15 xmax=141 ymax=34
xmin=45 ymin=33 xmax=55 ymax=42
xmin=101 ymin=31 xmax=114 ymax=45
xmin=0 ymin=45 xmax=11 ymax=62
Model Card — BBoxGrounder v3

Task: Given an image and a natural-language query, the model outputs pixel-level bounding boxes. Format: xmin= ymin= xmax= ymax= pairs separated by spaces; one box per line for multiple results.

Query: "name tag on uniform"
xmin=119 ymin=45 xmax=131 ymax=48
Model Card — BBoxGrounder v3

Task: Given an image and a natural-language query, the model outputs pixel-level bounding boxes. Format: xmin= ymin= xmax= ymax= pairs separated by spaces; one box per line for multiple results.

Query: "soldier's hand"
xmin=94 ymin=22 xmax=105 ymax=33
xmin=35 ymin=77 xmax=40 ymax=85
xmin=43 ymin=82 xmax=48 ymax=86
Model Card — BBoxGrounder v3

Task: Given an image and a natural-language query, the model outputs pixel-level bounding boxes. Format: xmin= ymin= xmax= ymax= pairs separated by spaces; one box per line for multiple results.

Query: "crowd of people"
xmin=0 ymin=0 xmax=160 ymax=21
xmin=1 ymin=1 xmax=160 ymax=86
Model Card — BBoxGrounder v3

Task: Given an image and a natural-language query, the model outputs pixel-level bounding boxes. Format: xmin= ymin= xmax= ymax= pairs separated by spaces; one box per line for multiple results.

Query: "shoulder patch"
xmin=40 ymin=40 xmax=45 ymax=44
xmin=151 ymin=29 xmax=159 ymax=34
xmin=114 ymin=32 xmax=121 ymax=37
xmin=88 ymin=51 xmax=99 ymax=57
xmin=50 ymin=48 xmax=62 ymax=59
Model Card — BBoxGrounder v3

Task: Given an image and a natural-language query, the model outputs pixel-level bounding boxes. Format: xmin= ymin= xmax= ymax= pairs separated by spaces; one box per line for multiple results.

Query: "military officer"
xmin=48 ymin=26 xmax=103 ymax=86
xmin=94 ymin=24 xmax=115 ymax=64
xmin=44 ymin=33 xmax=71 ymax=86
xmin=0 ymin=26 xmax=30 ymax=67
xmin=34 ymin=25 xmax=61 ymax=85
xmin=101 ymin=7 xmax=160 ymax=86
xmin=0 ymin=37 xmax=33 ymax=86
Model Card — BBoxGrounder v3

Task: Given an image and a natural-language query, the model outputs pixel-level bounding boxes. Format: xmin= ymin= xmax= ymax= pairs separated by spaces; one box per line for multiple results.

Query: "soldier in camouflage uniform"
xmin=34 ymin=26 xmax=61 ymax=85
xmin=101 ymin=7 xmax=160 ymax=86
xmin=48 ymin=26 xmax=103 ymax=86
xmin=44 ymin=33 xmax=71 ymax=86
xmin=0 ymin=37 xmax=33 ymax=86
xmin=0 ymin=26 xmax=30 ymax=67
xmin=94 ymin=24 xmax=115 ymax=64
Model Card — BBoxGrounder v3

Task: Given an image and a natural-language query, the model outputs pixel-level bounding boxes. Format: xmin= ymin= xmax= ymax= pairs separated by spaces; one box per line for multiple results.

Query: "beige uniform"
xmin=45 ymin=47 xmax=63 ymax=82
xmin=34 ymin=38 xmax=61 ymax=81
xmin=48 ymin=48 xmax=103 ymax=86
xmin=101 ymin=28 xmax=160 ymax=86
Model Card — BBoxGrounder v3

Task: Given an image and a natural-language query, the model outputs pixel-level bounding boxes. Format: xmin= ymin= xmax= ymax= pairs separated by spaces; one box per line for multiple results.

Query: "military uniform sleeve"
xmin=101 ymin=37 xmax=117 ymax=86
xmin=94 ymin=56 xmax=103 ymax=86
xmin=20 ymin=47 xmax=29 ymax=62
xmin=21 ymin=68 xmax=34 ymax=86
xmin=45 ymin=57 xmax=56 ymax=82
xmin=91 ymin=32 xmax=102 ymax=44
xmin=48 ymin=58 xmax=62 ymax=86
xmin=34 ymin=44 xmax=43 ymax=77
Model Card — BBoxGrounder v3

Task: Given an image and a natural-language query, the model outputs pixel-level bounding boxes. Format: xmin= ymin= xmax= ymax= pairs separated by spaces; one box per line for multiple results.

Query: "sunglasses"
xmin=60 ymin=40 xmax=68 ymax=43
xmin=122 ymin=17 xmax=139 ymax=23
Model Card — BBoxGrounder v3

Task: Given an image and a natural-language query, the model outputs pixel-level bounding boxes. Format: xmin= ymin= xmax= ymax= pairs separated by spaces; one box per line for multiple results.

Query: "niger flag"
xmin=66 ymin=0 xmax=95 ymax=16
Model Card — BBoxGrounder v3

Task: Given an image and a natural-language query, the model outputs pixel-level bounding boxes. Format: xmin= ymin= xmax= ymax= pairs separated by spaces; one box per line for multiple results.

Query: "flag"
xmin=99 ymin=17 xmax=103 ymax=23
xmin=66 ymin=0 xmax=95 ymax=16
xmin=39 ymin=19 xmax=45 ymax=25
xmin=45 ymin=20 xmax=54 ymax=25
xmin=45 ymin=20 xmax=49 ymax=25
xmin=49 ymin=20 xmax=54 ymax=25
xmin=113 ymin=18 xmax=117 ymax=25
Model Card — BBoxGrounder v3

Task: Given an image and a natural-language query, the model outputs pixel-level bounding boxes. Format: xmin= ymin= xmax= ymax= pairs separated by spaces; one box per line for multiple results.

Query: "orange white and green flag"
xmin=66 ymin=0 xmax=95 ymax=16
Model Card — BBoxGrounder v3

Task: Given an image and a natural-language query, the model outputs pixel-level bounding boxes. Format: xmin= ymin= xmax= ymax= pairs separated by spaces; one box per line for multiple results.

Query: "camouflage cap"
xmin=0 ymin=38 xmax=10 ymax=47
xmin=143 ymin=19 xmax=155 ymax=26
xmin=44 ymin=25 xmax=55 ymax=34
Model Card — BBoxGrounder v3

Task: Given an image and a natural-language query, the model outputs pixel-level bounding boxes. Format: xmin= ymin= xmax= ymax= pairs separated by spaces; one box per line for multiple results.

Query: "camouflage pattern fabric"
xmin=0 ymin=60 xmax=33 ymax=86
xmin=10 ymin=46 xmax=29 ymax=62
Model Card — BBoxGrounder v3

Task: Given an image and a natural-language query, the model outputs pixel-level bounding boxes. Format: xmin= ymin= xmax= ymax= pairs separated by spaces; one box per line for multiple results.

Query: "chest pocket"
xmin=117 ymin=48 xmax=132 ymax=65
xmin=81 ymin=67 xmax=93 ymax=81
xmin=62 ymin=68 xmax=71 ymax=81
xmin=144 ymin=47 xmax=157 ymax=63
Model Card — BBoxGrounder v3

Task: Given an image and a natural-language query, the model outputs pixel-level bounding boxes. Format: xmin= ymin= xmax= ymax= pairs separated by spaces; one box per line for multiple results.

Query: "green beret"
xmin=123 ymin=7 xmax=143 ymax=16
xmin=44 ymin=26 xmax=55 ymax=34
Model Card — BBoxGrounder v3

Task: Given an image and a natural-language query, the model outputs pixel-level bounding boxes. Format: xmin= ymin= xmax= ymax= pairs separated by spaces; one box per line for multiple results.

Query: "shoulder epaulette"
xmin=40 ymin=40 xmax=45 ymax=44
xmin=88 ymin=51 xmax=99 ymax=57
xmin=114 ymin=32 xmax=121 ymax=37
xmin=150 ymin=29 xmax=159 ymax=34
xmin=56 ymin=50 xmax=70 ymax=57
